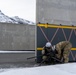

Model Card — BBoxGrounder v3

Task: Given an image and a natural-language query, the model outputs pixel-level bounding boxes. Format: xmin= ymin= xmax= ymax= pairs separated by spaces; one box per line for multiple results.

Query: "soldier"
xmin=42 ymin=41 xmax=72 ymax=64
xmin=54 ymin=41 xmax=72 ymax=63
xmin=42 ymin=42 xmax=56 ymax=64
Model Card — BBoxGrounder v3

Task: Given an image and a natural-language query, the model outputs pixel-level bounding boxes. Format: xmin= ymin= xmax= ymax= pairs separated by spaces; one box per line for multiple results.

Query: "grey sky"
xmin=0 ymin=0 xmax=36 ymax=22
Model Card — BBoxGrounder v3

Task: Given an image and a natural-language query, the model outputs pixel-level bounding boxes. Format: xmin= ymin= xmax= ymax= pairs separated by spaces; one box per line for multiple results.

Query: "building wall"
xmin=36 ymin=0 xmax=76 ymax=25
xmin=0 ymin=23 xmax=35 ymax=50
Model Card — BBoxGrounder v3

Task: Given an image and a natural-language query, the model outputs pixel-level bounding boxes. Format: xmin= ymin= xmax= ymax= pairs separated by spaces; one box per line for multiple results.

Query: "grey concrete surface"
xmin=0 ymin=23 xmax=35 ymax=50
xmin=0 ymin=58 xmax=36 ymax=70
xmin=36 ymin=0 xmax=76 ymax=25
xmin=0 ymin=51 xmax=35 ymax=63
xmin=0 ymin=23 xmax=36 ymax=63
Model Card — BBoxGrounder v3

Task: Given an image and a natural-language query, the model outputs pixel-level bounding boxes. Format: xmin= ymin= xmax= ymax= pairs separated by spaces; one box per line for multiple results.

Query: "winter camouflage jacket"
xmin=55 ymin=41 xmax=72 ymax=62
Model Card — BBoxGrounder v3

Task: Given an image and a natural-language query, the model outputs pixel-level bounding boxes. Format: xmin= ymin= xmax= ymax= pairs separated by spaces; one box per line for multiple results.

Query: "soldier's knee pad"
xmin=42 ymin=56 xmax=47 ymax=60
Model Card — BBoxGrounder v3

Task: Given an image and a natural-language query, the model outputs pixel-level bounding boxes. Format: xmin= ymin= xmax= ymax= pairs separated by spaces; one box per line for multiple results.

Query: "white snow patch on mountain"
xmin=11 ymin=16 xmax=35 ymax=25
xmin=0 ymin=10 xmax=35 ymax=25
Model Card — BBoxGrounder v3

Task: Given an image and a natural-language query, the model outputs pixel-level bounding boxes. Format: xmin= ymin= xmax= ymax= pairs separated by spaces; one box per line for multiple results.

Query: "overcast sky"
xmin=0 ymin=0 xmax=36 ymax=22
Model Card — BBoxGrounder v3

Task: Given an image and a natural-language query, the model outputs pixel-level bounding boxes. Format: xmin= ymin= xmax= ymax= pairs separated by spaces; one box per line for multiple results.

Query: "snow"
xmin=0 ymin=63 xmax=76 ymax=75
xmin=0 ymin=51 xmax=35 ymax=53
xmin=0 ymin=10 xmax=35 ymax=25
xmin=12 ymin=16 xmax=35 ymax=25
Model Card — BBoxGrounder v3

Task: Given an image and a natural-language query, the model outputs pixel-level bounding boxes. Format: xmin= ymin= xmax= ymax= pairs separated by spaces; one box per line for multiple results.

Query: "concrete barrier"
xmin=36 ymin=0 xmax=76 ymax=25
xmin=0 ymin=23 xmax=36 ymax=63
xmin=0 ymin=23 xmax=35 ymax=50
xmin=0 ymin=51 xmax=35 ymax=63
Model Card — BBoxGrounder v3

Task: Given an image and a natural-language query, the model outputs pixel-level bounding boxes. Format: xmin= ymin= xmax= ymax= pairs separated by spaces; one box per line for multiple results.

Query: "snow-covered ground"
xmin=0 ymin=63 xmax=76 ymax=75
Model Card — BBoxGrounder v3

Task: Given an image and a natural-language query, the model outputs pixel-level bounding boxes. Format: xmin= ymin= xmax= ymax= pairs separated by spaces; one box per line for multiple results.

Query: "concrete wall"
xmin=0 ymin=52 xmax=35 ymax=63
xmin=0 ymin=23 xmax=35 ymax=50
xmin=36 ymin=0 xmax=76 ymax=25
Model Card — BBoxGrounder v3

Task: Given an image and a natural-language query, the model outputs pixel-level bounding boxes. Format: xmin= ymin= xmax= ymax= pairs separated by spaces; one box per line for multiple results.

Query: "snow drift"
xmin=0 ymin=63 xmax=76 ymax=75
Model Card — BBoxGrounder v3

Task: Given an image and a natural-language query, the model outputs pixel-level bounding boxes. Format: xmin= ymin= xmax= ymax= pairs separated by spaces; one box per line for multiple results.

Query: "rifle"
xmin=27 ymin=49 xmax=55 ymax=60
xmin=27 ymin=56 xmax=36 ymax=60
xmin=27 ymin=55 xmax=42 ymax=60
xmin=27 ymin=51 xmax=63 ymax=64
xmin=39 ymin=55 xmax=63 ymax=66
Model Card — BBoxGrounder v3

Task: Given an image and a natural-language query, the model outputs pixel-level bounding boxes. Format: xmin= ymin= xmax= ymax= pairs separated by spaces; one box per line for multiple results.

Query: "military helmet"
xmin=45 ymin=42 xmax=52 ymax=47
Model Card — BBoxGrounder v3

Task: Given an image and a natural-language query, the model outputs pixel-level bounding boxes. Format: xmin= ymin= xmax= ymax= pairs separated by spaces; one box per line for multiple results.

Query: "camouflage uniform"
xmin=55 ymin=41 xmax=72 ymax=63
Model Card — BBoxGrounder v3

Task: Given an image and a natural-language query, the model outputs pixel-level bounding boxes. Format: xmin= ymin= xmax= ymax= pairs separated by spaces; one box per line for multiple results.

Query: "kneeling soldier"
xmin=42 ymin=42 xmax=56 ymax=64
xmin=55 ymin=41 xmax=72 ymax=63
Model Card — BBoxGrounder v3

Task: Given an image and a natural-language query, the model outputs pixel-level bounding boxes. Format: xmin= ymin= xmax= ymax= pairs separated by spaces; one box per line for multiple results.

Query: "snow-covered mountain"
xmin=11 ymin=16 xmax=35 ymax=25
xmin=0 ymin=10 xmax=35 ymax=25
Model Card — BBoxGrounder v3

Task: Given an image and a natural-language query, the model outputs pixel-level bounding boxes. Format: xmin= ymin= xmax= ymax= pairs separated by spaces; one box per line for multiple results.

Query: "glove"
xmin=42 ymin=50 xmax=45 ymax=55
xmin=52 ymin=45 xmax=58 ymax=54
xmin=52 ymin=45 xmax=56 ymax=51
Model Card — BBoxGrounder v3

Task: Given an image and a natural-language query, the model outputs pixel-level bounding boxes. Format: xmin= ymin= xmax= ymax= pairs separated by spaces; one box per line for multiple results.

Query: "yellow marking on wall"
xmin=37 ymin=24 xmax=76 ymax=29
xmin=71 ymin=48 xmax=76 ymax=50
xmin=37 ymin=48 xmax=76 ymax=51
